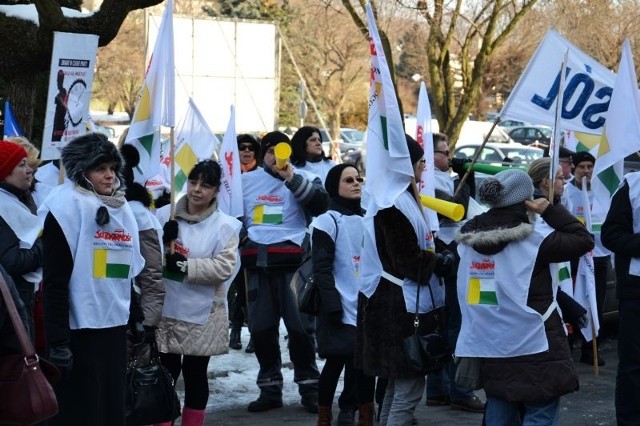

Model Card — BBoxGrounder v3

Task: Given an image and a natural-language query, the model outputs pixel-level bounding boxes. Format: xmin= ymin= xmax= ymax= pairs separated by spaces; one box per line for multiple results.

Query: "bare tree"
xmin=284 ymin=1 xmax=368 ymax=141
xmin=0 ymin=0 xmax=163 ymax=139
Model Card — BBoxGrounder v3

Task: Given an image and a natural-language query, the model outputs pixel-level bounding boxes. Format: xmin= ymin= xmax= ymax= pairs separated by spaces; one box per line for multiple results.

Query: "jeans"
xmin=379 ymin=377 xmax=425 ymax=426
xmin=484 ymin=396 xmax=560 ymax=426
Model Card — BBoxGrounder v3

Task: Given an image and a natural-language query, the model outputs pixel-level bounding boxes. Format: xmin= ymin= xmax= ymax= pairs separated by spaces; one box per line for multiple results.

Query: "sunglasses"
xmin=434 ymin=150 xmax=450 ymax=156
xmin=239 ymin=145 xmax=256 ymax=152
xmin=342 ymin=176 xmax=364 ymax=184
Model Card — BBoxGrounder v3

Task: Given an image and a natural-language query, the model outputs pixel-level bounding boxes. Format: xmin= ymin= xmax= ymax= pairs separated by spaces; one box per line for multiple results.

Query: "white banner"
xmin=501 ymin=29 xmax=615 ymax=135
xmin=42 ymin=32 xmax=99 ymax=160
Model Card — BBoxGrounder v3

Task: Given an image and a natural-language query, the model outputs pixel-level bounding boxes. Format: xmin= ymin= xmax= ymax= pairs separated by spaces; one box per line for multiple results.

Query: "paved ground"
xmin=178 ymin=337 xmax=618 ymax=425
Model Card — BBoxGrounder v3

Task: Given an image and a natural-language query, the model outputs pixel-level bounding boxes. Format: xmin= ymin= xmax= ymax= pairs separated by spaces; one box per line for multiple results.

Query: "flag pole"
xmin=454 ymin=117 xmax=501 ymax=197
xmin=591 ymin=316 xmax=599 ymax=377
xmin=549 ymin=50 xmax=569 ymax=202
xmin=169 ymin=126 xmax=176 ymax=253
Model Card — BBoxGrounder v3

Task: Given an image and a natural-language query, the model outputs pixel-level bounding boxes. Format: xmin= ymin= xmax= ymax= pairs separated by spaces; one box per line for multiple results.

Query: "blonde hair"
xmin=6 ymin=136 xmax=40 ymax=169
xmin=527 ymin=157 xmax=552 ymax=188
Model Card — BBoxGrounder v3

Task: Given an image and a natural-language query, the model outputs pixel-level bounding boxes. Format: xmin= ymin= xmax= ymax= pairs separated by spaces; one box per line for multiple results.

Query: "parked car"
xmin=321 ymin=127 xmax=365 ymax=156
xmin=453 ymin=142 xmax=544 ymax=168
xmin=507 ymin=125 xmax=552 ymax=148
xmin=498 ymin=119 xmax=532 ymax=128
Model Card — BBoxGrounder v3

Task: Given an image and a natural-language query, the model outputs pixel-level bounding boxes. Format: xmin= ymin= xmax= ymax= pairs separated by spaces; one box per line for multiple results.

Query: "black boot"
xmin=245 ymin=337 xmax=255 ymax=353
xmin=229 ymin=325 xmax=242 ymax=350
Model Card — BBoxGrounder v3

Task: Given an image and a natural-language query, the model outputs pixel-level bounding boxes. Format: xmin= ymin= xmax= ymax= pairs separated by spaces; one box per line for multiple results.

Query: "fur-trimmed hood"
xmin=61 ymin=132 xmax=124 ymax=190
xmin=455 ymin=202 xmax=535 ymax=255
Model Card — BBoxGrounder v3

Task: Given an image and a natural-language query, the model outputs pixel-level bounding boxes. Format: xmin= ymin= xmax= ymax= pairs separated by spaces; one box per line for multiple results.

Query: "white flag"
xmin=360 ymin=3 xmax=414 ymax=298
xmin=125 ymin=0 xmax=175 ymax=182
xmin=416 ymin=81 xmax=438 ymax=231
xmin=171 ymin=98 xmax=220 ymax=193
xmin=217 ymin=106 xmax=243 ymax=218
xmin=591 ymin=39 xmax=640 ymax=222
xmin=501 ymin=29 xmax=615 ymax=135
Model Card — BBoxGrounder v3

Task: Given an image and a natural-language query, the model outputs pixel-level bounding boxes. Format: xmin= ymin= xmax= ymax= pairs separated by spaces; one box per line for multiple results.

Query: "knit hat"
xmin=478 ymin=169 xmax=534 ymax=208
xmin=260 ymin=131 xmax=291 ymax=160
xmin=406 ymin=134 xmax=424 ymax=164
xmin=543 ymin=145 xmax=574 ymax=159
xmin=61 ymin=132 xmax=124 ymax=189
xmin=325 ymin=163 xmax=358 ymax=198
xmin=0 ymin=140 xmax=27 ymax=181
xmin=237 ymin=134 xmax=260 ymax=152
xmin=572 ymin=151 xmax=595 ymax=167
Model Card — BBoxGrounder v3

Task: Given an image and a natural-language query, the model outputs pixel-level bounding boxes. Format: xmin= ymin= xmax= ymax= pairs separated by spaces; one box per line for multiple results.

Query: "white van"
xmin=403 ymin=116 xmax=513 ymax=145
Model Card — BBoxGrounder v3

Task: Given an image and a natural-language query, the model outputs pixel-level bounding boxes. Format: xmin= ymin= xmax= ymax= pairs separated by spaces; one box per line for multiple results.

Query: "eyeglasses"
xmin=434 ymin=150 xmax=450 ymax=156
xmin=419 ymin=159 xmax=426 ymax=164
xmin=559 ymin=159 xmax=573 ymax=165
xmin=342 ymin=176 xmax=364 ymax=184
xmin=239 ymin=145 xmax=255 ymax=152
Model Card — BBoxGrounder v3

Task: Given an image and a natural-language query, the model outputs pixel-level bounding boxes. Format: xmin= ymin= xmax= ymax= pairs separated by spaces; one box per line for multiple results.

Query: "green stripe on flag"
xmin=106 ymin=263 xmax=130 ymax=279
xmin=262 ymin=213 xmax=283 ymax=224
xmin=597 ymin=166 xmax=620 ymax=196
xmin=558 ymin=266 xmax=570 ymax=281
xmin=139 ymin=134 xmax=155 ymax=155
xmin=592 ymin=223 xmax=602 ymax=233
xmin=380 ymin=116 xmax=389 ymax=150
xmin=163 ymin=268 xmax=184 ymax=282
xmin=479 ymin=291 xmax=498 ymax=305
xmin=175 ymin=170 xmax=187 ymax=191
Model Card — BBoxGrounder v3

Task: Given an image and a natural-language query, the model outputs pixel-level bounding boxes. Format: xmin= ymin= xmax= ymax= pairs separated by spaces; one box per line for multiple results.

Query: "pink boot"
xmin=181 ymin=407 xmax=206 ymax=426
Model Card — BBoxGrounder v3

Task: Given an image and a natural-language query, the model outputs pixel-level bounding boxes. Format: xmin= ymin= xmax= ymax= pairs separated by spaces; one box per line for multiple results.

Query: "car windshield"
xmin=341 ymin=129 xmax=365 ymax=144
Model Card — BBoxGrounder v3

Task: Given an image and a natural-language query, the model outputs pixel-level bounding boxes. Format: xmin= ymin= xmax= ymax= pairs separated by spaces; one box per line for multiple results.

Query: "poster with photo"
xmin=42 ymin=32 xmax=99 ymax=160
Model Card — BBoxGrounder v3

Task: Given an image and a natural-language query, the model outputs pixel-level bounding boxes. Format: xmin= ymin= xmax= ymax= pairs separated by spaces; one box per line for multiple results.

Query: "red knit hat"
xmin=0 ymin=140 xmax=27 ymax=181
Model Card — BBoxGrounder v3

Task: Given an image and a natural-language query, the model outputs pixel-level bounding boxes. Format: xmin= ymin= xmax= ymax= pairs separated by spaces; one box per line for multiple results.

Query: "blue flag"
xmin=4 ymin=100 xmax=24 ymax=138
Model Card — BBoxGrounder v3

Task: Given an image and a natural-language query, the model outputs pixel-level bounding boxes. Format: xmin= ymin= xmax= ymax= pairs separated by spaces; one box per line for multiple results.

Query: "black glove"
xmin=162 ymin=220 xmax=179 ymax=244
xmin=143 ymin=325 xmax=157 ymax=344
xmin=48 ymin=345 xmax=73 ymax=379
xmin=130 ymin=321 xmax=145 ymax=344
xmin=556 ymin=290 xmax=588 ymax=329
xmin=450 ymin=157 xmax=471 ymax=176
xmin=165 ymin=252 xmax=188 ymax=276
xmin=434 ymin=250 xmax=456 ymax=278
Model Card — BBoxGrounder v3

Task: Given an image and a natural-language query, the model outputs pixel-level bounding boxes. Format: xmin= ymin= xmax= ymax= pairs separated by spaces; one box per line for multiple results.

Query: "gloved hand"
xmin=165 ymin=252 xmax=188 ymax=276
xmin=162 ymin=220 xmax=179 ymax=244
xmin=143 ymin=325 xmax=158 ymax=344
xmin=130 ymin=321 xmax=145 ymax=344
xmin=434 ymin=250 xmax=456 ymax=278
xmin=48 ymin=345 xmax=73 ymax=379
xmin=450 ymin=157 xmax=472 ymax=176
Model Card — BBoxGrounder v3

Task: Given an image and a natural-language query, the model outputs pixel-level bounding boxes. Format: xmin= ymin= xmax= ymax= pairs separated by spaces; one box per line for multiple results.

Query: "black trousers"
xmin=160 ymin=352 xmax=211 ymax=410
xmin=616 ymin=299 xmax=640 ymax=425
xmin=49 ymin=326 xmax=127 ymax=426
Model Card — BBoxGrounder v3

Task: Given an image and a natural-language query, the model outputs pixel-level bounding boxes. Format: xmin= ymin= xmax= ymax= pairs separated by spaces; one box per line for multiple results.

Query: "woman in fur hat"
xmin=155 ymin=160 xmax=241 ymax=426
xmin=0 ymin=140 xmax=42 ymax=343
xmin=40 ymin=133 xmax=144 ymax=426
xmin=455 ymin=169 xmax=594 ymax=425
xmin=291 ymin=126 xmax=335 ymax=183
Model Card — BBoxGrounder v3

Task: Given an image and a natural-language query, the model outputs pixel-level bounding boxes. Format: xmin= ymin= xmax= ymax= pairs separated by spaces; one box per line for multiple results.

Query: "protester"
xmin=228 ymin=133 xmax=262 ymax=352
xmin=455 ymin=169 xmax=594 ymax=425
xmin=119 ymin=145 xmax=165 ymax=347
xmin=426 ymin=133 xmax=484 ymax=413
xmin=240 ymin=131 xmax=329 ymax=413
xmin=601 ymin=171 xmax=640 ymax=425
xmin=156 ymin=160 xmax=241 ymax=426
xmin=41 ymin=133 xmax=144 ymax=426
xmin=0 ymin=140 xmax=42 ymax=342
xmin=313 ymin=163 xmax=375 ymax=426
xmin=291 ymin=126 xmax=335 ymax=183
xmin=359 ymin=135 xmax=453 ymax=425
xmin=562 ymin=151 xmax=610 ymax=365
xmin=6 ymin=136 xmax=53 ymax=206
xmin=543 ymin=145 xmax=575 ymax=183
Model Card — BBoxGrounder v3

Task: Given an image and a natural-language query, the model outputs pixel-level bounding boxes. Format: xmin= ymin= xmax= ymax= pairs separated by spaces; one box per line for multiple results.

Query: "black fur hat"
xmin=61 ymin=132 xmax=124 ymax=190
xmin=120 ymin=144 xmax=152 ymax=207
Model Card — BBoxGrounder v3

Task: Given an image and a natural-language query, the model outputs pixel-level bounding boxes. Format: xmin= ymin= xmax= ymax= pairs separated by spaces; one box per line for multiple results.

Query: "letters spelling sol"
xmin=530 ymin=66 xmax=612 ymax=131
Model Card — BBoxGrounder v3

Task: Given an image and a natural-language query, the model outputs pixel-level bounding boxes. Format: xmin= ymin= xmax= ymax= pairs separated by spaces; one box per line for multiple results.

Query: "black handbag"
xmin=402 ymin=276 xmax=453 ymax=374
xmin=125 ymin=341 xmax=181 ymax=425
xmin=291 ymin=256 xmax=320 ymax=315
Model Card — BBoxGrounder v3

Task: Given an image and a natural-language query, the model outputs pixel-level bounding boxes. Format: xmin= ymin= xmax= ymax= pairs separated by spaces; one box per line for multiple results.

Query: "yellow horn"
xmin=420 ymin=194 xmax=465 ymax=222
xmin=274 ymin=142 xmax=292 ymax=170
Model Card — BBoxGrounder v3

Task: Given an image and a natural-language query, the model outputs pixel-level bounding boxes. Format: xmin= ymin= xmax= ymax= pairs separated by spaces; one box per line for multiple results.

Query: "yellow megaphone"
xmin=274 ymin=142 xmax=292 ymax=170
xmin=420 ymin=194 xmax=465 ymax=222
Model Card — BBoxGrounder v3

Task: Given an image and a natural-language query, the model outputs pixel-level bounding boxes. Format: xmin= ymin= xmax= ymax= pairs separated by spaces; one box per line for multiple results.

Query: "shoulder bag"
xmin=0 ymin=274 xmax=60 ymax=425
xmin=402 ymin=274 xmax=453 ymax=374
